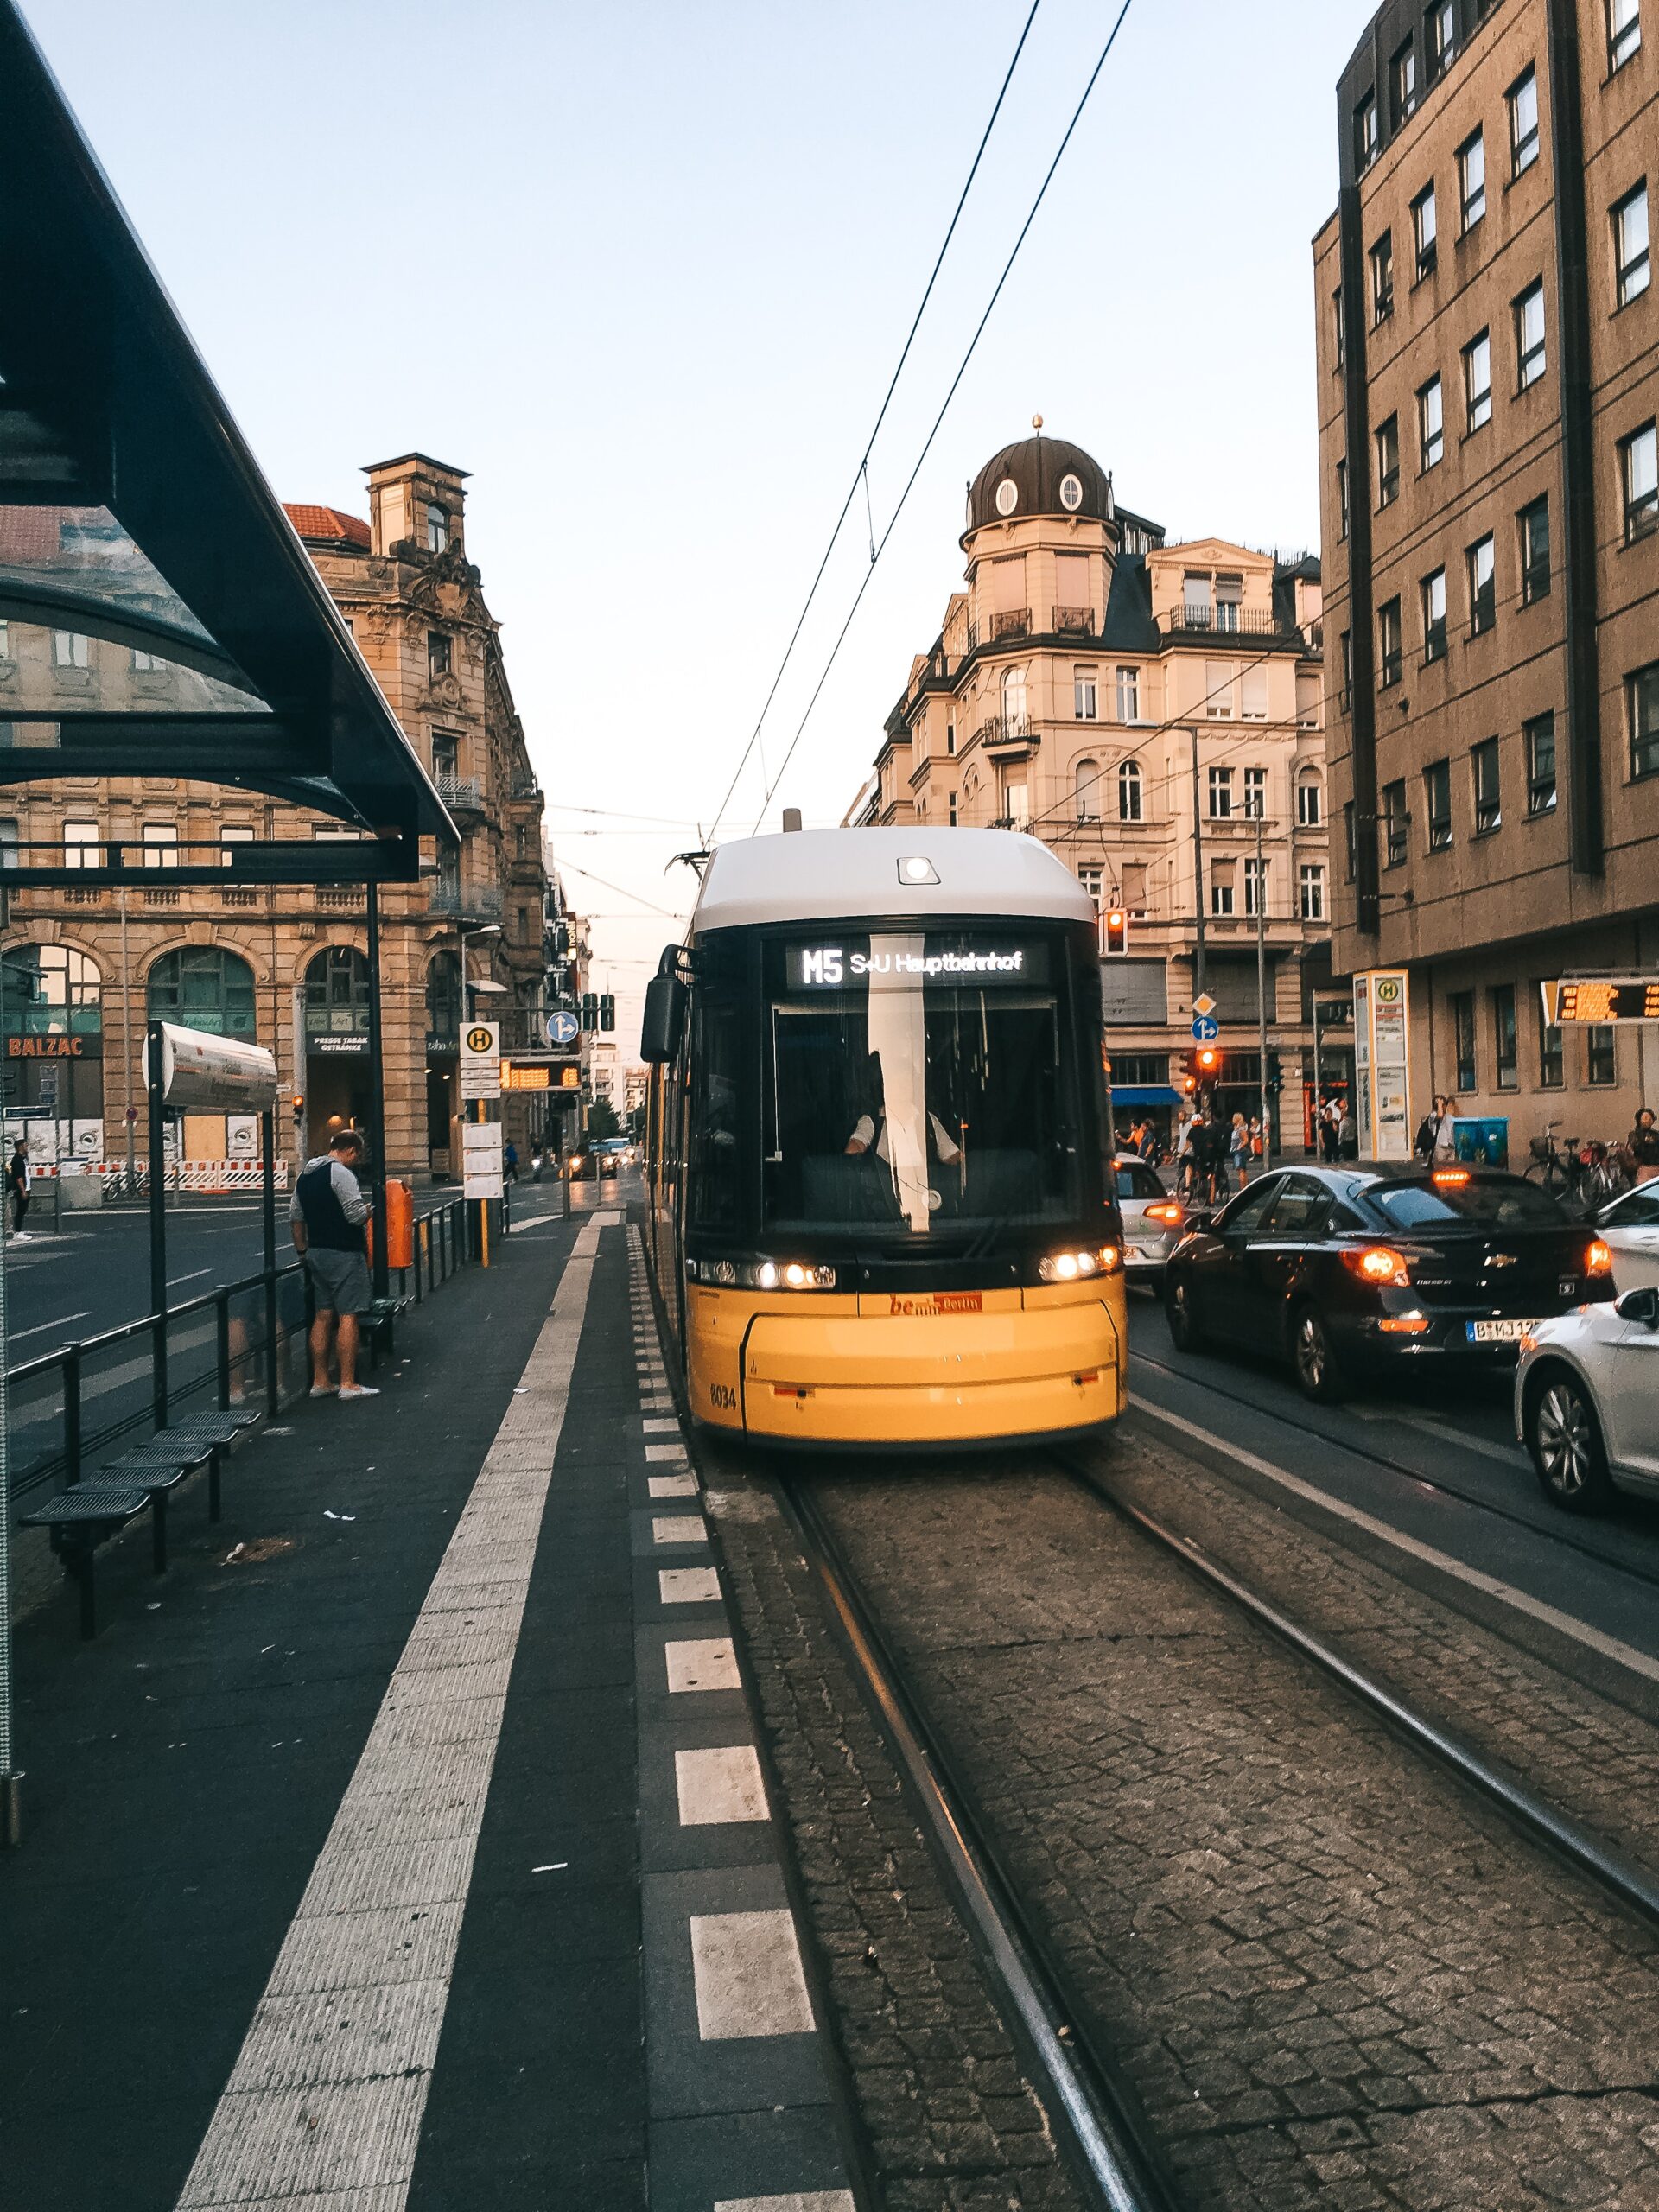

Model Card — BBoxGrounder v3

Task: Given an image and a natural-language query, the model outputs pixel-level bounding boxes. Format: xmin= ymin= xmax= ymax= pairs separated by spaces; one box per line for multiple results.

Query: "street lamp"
xmin=460 ymin=922 xmax=502 ymax=1018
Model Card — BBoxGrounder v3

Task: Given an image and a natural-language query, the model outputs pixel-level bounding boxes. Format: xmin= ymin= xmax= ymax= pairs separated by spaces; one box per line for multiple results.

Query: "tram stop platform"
xmin=0 ymin=1182 xmax=1080 ymax=2212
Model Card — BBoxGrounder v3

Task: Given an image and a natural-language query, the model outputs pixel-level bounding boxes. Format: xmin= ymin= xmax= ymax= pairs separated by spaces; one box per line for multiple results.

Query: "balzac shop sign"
xmin=7 ymin=1034 xmax=90 ymax=1058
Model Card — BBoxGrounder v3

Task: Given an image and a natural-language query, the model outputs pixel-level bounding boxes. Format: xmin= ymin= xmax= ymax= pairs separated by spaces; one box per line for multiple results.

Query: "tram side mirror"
xmin=1616 ymin=1285 xmax=1659 ymax=1329
xmin=641 ymin=963 xmax=688 ymax=1064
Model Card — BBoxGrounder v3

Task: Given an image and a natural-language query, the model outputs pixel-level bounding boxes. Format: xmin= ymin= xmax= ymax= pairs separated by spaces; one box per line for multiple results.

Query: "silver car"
xmin=1114 ymin=1153 xmax=1186 ymax=1284
xmin=1515 ymin=1283 xmax=1659 ymax=1512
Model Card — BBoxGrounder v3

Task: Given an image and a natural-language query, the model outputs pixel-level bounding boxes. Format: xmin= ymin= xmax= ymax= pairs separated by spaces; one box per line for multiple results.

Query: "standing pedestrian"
xmin=1432 ymin=1096 xmax=1459 ymax=1163
xmin=1630 ymin=1107 xmax=1659 ymax=1185
xmin=1339 ymin=1102 xmax=1358 ymax=1160
xmin=503 ymin=1138 xmax=519 ymax=1185
xmin=289 ymin=1128 xmax=378 ymax=1402
xmin=1230 ymin=1111 xmax=1249 ymax=1187
xmin=1174 ymin=1107 xmax=1196 ymax=1196
xmin=5 ymin=1136 xmax=31 ymax=1239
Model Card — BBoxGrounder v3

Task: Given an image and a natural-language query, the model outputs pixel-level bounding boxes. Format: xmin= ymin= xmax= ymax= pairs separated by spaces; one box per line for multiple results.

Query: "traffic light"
xmin=1102 ymin=907 xmax=1129 ymax=958
xmin=1267 ymin=1049 xmax=1283 ymax=1096
xmin=580 ymin=991 xmax=599 ymax=1031
xmin=290 ymin=1092 xmax=304 ymax=1126
xmin=1182 ymin=1070 xmax=1198 ymax=1097
xmin=1195 ymin=1045 xmax=1219 ymax=1083
xmin=599 ymin=993 xmax=615 ymax=1033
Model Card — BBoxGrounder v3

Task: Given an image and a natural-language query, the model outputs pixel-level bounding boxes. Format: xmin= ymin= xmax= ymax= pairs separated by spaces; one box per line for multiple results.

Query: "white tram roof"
xmin=690 ymin=827 xmax=1095 ymax=936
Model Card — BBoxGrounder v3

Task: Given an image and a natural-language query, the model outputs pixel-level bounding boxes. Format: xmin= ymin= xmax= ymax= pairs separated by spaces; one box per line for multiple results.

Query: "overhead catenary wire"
xmin=703 ymin=0 xmax=1045 ymax=844
xmin=751 ymin=0 xmax=1139 ymax=835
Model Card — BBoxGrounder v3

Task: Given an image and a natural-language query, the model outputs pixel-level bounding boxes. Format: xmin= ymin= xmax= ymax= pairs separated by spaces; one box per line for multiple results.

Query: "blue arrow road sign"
xmin=547 ymin=1009 xmax=580 ymax=1046
xmin=1191 ymin=1014 xmax=1219 ymax=1042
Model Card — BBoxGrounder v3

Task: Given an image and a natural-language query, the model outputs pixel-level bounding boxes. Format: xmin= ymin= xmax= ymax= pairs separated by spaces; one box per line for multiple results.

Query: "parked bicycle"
xmin=1524 ymin=1123 xmax=1632 ymax=1210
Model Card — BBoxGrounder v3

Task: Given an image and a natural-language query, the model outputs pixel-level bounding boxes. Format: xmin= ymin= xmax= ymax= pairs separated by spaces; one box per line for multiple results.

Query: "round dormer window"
xmin=1059 ymin=472 xmax=1084 ymax=512
xmin=995 ymin=478 xmax=1018 ymax=517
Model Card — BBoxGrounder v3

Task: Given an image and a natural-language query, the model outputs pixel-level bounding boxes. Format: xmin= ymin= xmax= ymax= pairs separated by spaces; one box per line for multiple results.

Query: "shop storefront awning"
xmin=0 ymin=3 xmax=451 ymax=883
xmin=1111 ymin=1085 xmax=1184 ymax=1106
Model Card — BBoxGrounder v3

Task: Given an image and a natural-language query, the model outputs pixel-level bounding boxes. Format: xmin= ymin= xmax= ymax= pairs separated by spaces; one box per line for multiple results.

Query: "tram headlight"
xmin=741 ymin=1258 xmax=837 ymax=1292
xmin=1039 ymin=1245 xmax=1122 ymax=1282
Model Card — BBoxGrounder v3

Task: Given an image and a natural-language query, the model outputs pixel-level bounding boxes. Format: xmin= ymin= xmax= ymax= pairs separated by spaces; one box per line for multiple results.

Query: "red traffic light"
xmin=1196 ymin=1046 xmax=1218 ymax=1073
xmin=1102 ymin=907 xmax=1129 ymax=957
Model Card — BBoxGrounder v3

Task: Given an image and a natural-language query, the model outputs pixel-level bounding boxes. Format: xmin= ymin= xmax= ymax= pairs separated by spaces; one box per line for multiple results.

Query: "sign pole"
xmin=1255 ymin=812 xmax=1271 ymax=1162
xmin=365 ymin=882 xmax=391 ymax=1301
xmin=147 ymin=1018 xmax=168 ymax=1427
xmin=261 ymin=1106 xmax=278 ymax=1410
xmin=0 ymin=1129 xmax=20 ymax=1844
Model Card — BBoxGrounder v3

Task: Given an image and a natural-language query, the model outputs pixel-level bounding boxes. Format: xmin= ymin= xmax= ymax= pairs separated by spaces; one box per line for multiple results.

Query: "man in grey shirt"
xmin=289 ymin=1128 xmax=378 ymax=1400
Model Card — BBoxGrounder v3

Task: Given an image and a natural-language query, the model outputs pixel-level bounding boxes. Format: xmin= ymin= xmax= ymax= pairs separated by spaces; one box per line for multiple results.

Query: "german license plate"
xmin=1466 ymin=1318 xmax=1537 ymax=1343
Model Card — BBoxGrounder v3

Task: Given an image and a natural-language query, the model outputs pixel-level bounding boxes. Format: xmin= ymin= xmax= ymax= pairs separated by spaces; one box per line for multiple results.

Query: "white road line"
xmin=645 ymin=1442 xmax=687 ymax=1463
xmin=653 ymin=1515 xmax=707 ymax=1547
xmin=659 ymin=1567 xmax=721 ymax=1605
xmin=1128 ymin=1392 xmax=1659 ymax=1686
xmin=1346 ymin=1402 xmax=1525 ymax=1464
xmin=643 ymin=1417 xmax=679 ymax=1433
xmin=167 ymin=1268 xmax=211 ymax=1287
xmin=715 ymin=2195 xmax=855 ymax=2212
xmin=676 ymin=1745 xmax=768 ymax=1826
xmin=8 ymin=1308 xmax=92 ymax=1342
xmin=665 ymin=1638 xmax=740 ymax=1693
xmin=649 ymin=1474 xmax=698 ymax=1499
xmin=690 ymin=1910 xmax=815 ymax=2040
xmin=174 ymin=1217 xmax=602 ymax=2210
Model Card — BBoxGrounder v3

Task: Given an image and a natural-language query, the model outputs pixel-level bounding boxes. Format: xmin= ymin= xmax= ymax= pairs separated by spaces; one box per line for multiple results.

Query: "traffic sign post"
xmin=1191 ymin=1014 xmax=1219 ymax=1043
xmin=546 ymin=1008 xmax=580 ymax=1048
xmin=457 ymin=1023 xmax=501 ymax=1266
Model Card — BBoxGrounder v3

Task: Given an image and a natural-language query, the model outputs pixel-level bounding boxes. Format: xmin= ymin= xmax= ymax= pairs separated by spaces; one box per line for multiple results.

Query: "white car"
xmin=1593 ymin=1180 xmax=1659 ymax=1292
xmin=1515 ymin=1285 xmax=1659 ymax=1513
xmin=1113 ymin=1154 xmax=1187 ymax=1284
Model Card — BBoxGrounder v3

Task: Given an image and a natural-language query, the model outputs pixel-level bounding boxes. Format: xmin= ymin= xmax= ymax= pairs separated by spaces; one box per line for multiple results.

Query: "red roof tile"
xmin=283 ymin=503 xmax=371 ymax=550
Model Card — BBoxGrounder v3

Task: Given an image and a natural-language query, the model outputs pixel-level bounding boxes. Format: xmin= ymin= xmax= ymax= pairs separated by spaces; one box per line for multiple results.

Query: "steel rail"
xmin=1067 ymin=1457 xmax=1659 ymax=1936
xmin=779 ymin=1475 xmax=1178 ymax=2212
xmin=1130 ymin=1343 xmax=1659 ymax=1598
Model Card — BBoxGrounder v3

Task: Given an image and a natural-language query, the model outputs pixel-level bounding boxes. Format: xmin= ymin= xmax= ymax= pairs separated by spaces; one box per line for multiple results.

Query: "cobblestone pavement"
xmin=808 ymin=1445 xmax=1659 ymax=2211
xmin=1103 ymin=1418 xmax=1659 ymax=1883
xmin=700 ymin=1477 xmax=1089 ymax=2212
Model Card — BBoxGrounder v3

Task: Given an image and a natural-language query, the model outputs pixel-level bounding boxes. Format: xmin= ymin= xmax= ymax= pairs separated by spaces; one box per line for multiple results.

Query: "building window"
xmin=1459 ymin=130 xmax=1486 ymax=232
xmin=1355 ymin=91 xmax=1378 ymax=173
xmin=1337 ymin=458 xmax=1349 ymax=538
xmin=1340 ymin=630 xmax=1352 ymax=710
xmin=1515 ymin=280 xmax=1547 ymax=388
xmin=1371 ymin=232 xmax=1395 ymax=325
xmin=1422 ymin=567 xmax=1448 ymax=663
xmin=143 ymin=821 xmax=179 ymax=868
xmin=1332 ymin=286 xmax=1345 ymax=369
xmin=1419 ymin=374 xmax=1444 ymax=469
xmin=1297 ymin=774 xmax=1323 ymax=826
xmin=1075 ymin=758 xmax=1101 ymax=822
xmin=1001 ymin=664 xmax=1027 ymax=726
xmin=1413 ymin=183 xmax=1438 ymax=279
xmin=945 ymin=721 xmax=956 ymax=755
xmin=1526 ymin=711 xmax=1558 ymax=813
xmin=1243 ymin=855 xmax=1269 ymax=918
xmin=1376 ymin=413 xmax=1400 ymax=505
xmin=1472 ymin=735 xmax=1502 ymax=833
xmin=0 ymin=817 xmax=16 ymax=869
xmin=1493 ymin=984 xmax=1519 ymax=1091
xmin=130 ymin=646 xmax=162 ymax=671
xmin=313 ymin=822 xmax=361 ymax=842
xmin=1426 ymin=1 xmax=1456 ymax=81
xmin=1208 ymin=766 xmax=1234 ymax=819
xmin=1630 ymin=660 xmax=1659 ymax=779
xmin=1538 ymin=997 xmax=1565 ymax=1088
xmin=1508 ymin=67 xmax=1539 ymax=177
xmin=1296 ymin=672 xmax=1320 ymax=728
xmin=1115 ymin=665 xmax=1140 ymax=721
xmin=1117 ymin=757 xmax=1143 ymax=823
xmin=1241 ymin=669 xmax=1268 ymax=721
xmin=1586 ymin=1024 xmax=1618 ymax=1084
xmin=1077 ymin=862 xmax=1103 ymax=906
xmin=425 ymin=503 xmax=448 ymax=554
xmin=1467 ymin=533 xmax=1497 ymax=634
xmin=1619 ymin=421 xmax=1658 ymax=541
xmin=1204 ymin=660 xmax=1235 ymax=719
xmin=428 ymin=630 xmax=451 ymax=680
xmin=1609 ymin=0 xmax=1642 ymax=73
xmin=1379 ymin=595 xmax=1403 ymax=687
xmin=1613 ymin=183 xmax=1649 ymax=308
xmin=1344 ymin=799 xmax=1358 ymax=879
xmin=1243 ymin=766 xmax=1267 ymax=818
xmin=147 ymin=947 xmax=257 ymax=1039
xmin=1215 ymin=574 xmax=1243 ymax=632
xmin=220 ymin=822 xmax=255 ymax=866
xmin=1426 ymin=758 xmax=1452 ymax=849
xmin=0 ymin=620 xmax=9 ymax=660
xmin=1384 ymin=779 xmax=1409 ymax=867
xmin=1530 ymin=495 xmax=1557 ymax=601
xmin=1464 ymin=329 xmax=1492 ymax=430
xmin=1452 ymin=991 xmax=1477 ymax=1090
xmin=1074 ymin=669 xmax=1097 ymax=720
xmin=1391 ymin=38 xmax=1418 ymax=126
xmin=63 ymin=818 xmax=99 ymax=868
xmin=1210 ymin=862 xmax=1236 ymax=918
xmin=1300 ymin=863 xmax=1326 ymax=921
xmin=948 ymin=791 xmax=958 ymax=826
xmin=52 ymin=630 xmax=90 ymax=669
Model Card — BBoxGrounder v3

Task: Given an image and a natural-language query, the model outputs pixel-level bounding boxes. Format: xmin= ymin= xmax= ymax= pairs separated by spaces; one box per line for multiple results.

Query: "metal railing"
xmin=435 ymin=772 xmax=485 ymax=812
xmin=1157 ymin=606 xmax=1292 ymax=640
xmin=975 ymin=712 xmax=1034 ymax=748
xmin=1052 ymin=605 xmax=1095 ymax=634
xmin=428 ymin=883 xmax=505 ymax=922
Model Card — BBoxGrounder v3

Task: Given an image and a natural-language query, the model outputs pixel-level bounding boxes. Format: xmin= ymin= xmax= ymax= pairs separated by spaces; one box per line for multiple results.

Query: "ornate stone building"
xmin=1 ymin=454 xmax=556 ymax=1179
xmin=858 ymin=429 xmax=1338 ymax=1141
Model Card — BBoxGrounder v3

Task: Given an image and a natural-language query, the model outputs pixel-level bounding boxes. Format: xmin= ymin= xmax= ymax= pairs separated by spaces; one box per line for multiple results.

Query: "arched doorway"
xmin=147 ymin=946 xmax=257 ymax=1160
xmin=2 ymin=942 xmax=105 ymax=1161
xmin=303 ymin=945 xmax=372 ymax=1156
xmin=425 ymin=951 xmax=461 ymax=1177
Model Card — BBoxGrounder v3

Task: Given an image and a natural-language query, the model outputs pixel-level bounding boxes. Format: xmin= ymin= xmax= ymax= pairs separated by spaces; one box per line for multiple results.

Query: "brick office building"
xmin=1315 ymin=0 xmax=1659 ymax=1136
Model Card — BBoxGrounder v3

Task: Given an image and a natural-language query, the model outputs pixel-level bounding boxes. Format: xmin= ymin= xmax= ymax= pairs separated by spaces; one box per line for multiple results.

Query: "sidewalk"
xmin=0 ymin=1188 xmax=855 ymax=2212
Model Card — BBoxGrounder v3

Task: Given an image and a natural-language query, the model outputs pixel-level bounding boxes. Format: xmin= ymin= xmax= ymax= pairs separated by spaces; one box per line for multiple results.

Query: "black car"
xmin=1164 ymin=1164 xmax=1616 ymax=1402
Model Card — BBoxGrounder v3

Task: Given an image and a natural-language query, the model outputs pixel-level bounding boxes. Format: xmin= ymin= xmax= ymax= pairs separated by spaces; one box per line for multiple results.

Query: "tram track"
xmin=777 ymin=1447 xmax=1659 ymax=2212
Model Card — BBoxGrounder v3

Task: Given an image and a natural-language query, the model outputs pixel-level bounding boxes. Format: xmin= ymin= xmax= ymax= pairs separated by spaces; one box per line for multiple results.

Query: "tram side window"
xmin=688 ymin=992 xmax=741 ymax=1230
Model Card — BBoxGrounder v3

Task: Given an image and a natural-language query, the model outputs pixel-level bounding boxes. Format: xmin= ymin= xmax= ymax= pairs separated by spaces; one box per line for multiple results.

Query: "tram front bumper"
xmin=734 ymin=1289 xmax=1125 ymax=1446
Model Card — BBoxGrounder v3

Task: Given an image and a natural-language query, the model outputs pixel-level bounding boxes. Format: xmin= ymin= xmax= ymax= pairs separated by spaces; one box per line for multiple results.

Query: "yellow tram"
xmin=640 ymin=826 xmax=1126 ymax=1448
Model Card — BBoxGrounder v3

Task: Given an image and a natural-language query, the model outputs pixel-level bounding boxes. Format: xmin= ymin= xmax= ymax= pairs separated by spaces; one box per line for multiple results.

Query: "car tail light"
xmin=1586 ymin=1239 xmax=1614 ymax=1278
xmin=1432 ymin=1166 xmax=1471 ymax=1185
xmin=1378 ymin=1313 xmax=1429 ymax=1334
xmin=1342 ymin=1245 xmax=1413 ymax=1287
xmin=1145 ymin=1201 xmax=1185 ymax=1225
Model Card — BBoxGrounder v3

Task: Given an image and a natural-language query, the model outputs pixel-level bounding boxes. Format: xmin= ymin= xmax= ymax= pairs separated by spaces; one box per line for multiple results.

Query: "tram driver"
xmin=842 ymin=1053 xmax=963 ymax=1168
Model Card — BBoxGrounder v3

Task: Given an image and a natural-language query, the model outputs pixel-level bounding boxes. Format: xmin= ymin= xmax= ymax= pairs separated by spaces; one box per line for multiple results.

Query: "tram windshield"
xmin=761 ymin=931 xmax=1086 ymax=1238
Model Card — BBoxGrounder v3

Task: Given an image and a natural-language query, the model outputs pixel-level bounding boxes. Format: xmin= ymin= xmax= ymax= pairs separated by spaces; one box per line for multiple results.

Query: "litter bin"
xmin=1452 ymin=1116 xmax=1510 ymax=1167
xmin=367 ymin=1179 xmax=415 ymax=1270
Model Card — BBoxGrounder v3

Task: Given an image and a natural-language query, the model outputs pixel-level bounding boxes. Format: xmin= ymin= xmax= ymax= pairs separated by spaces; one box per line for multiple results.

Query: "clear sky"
xmin=23 ymin=0 xmax=1374 ymax=1039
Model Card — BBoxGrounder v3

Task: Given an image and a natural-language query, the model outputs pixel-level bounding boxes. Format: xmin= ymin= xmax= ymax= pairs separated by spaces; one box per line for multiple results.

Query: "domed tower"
xmin=960 ymin=420 xmax=1116 ymax=652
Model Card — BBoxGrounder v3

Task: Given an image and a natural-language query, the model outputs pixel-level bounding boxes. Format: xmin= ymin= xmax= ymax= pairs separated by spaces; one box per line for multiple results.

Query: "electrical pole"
xmin=1255 ymin=810 xmax=1271 ymax=1163
xmin=1188 ymin=727 xmax=1207 ymax=1005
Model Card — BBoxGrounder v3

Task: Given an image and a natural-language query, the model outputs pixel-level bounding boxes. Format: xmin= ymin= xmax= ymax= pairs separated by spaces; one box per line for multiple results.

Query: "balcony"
xmin=975 ymin=712 xmax=1035 ymax=752
xmin=435 ymin=772 xmax=486 ymax=818
xmin=429 ymin=882 xmax=505 ymax=925
xmin=1156 ymin=606 xmax=1294 ymax=643
xmin=1052 ymin=605 xmax=1095 ymax=635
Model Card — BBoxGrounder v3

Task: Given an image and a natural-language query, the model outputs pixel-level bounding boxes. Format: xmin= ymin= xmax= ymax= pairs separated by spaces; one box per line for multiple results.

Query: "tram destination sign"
xmin=786 ymin=939 xmax=1051 ymax=991
xmin=1541 ymin=977 xmax=1659 ymax=1024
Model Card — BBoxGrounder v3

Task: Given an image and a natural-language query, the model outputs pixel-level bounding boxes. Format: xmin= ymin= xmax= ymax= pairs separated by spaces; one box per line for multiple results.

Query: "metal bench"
xmin=99 ymin=1441 xmax=215 ymax=1573
xmin=20 ymin=1482 xmax=151 ymax=1639
xmin=145 ymin=1409 xmax=262 ymax=1519
xmin=361 ymin=1294 xmax=412 ymax=1363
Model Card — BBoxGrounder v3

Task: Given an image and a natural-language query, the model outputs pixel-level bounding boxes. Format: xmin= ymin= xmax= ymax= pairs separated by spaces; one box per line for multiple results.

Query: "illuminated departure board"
xmin=1542 ymin=978 xmax=1659 ymax=1024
